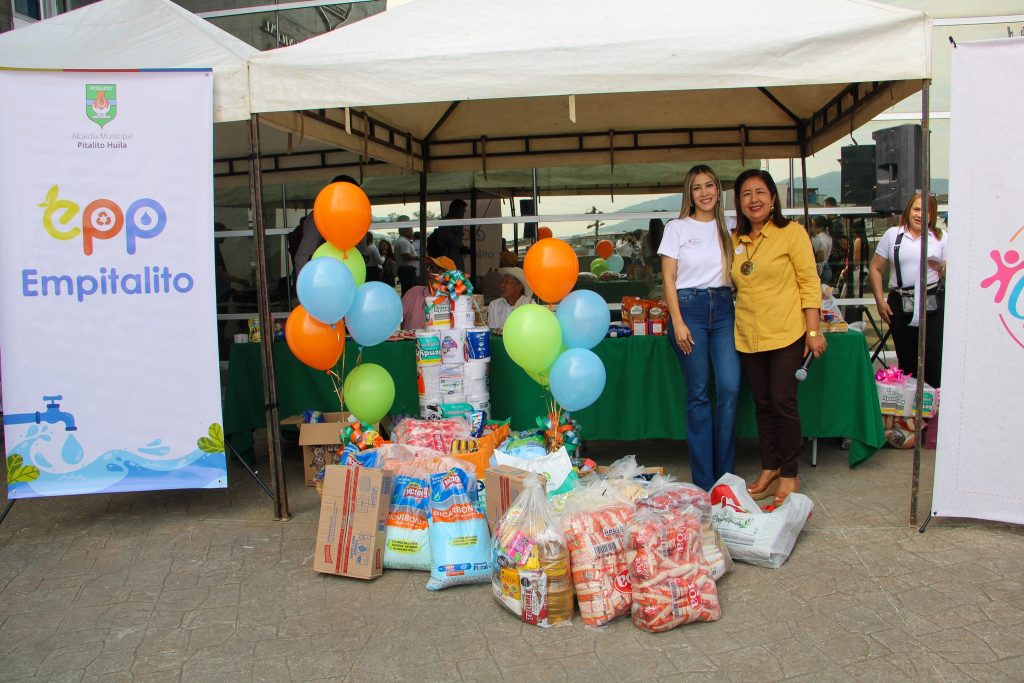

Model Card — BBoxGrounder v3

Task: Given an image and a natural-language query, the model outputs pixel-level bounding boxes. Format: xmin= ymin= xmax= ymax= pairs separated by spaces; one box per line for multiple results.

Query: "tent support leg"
xmin=910 ymin=79 xmax=931 ymax=528
xmin=918 ymin=512 xmax=933 ymax=534
xmin=419 ymin=155 xmax=428 ymax=276
xmin=0 ymin=500 xmax=14 ymax=528
xmin=248 ymin=113 xmax=290 ymax=521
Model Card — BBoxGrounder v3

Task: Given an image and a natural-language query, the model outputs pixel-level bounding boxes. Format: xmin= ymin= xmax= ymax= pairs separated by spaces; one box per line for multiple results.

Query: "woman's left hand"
xmin=805 ymin=332 xmax=827 ymax=358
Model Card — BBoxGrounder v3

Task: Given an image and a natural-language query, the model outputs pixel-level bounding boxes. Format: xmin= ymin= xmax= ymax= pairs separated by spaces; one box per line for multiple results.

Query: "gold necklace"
xmin=740 ymin=233 xmax=765 ymax=275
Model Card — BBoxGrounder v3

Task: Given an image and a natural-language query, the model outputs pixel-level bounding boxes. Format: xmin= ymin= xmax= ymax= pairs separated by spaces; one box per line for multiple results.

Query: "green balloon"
xmin=526 ymin=369 xmax=549 ymax=387
xmin=313 ymin=243 xmax=366 ymax=286
xmin=503 ymin=304 xmax=562 ymax=375
xmin=590 ymin=258 xmax=608 ymax=275
xmin=343 ymin=363 xmax=395 ymax=424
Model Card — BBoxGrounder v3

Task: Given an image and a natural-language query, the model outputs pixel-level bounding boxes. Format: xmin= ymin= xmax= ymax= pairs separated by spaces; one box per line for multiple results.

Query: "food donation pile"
xmin=312 ymin=415 xmax=815 ymax=633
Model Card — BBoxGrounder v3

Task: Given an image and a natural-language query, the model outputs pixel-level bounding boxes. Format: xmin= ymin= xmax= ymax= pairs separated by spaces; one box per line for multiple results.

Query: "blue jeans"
xmin=667 ymin=287 xmax=741 ymax=491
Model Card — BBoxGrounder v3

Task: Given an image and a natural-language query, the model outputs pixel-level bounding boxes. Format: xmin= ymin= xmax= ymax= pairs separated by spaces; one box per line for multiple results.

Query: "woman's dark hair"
xmin=812 ymin=215 xmax=829 ymax=231
xmin=378 ymin=239 xmax=393 ymax=256
xmin=647 ymin=218 xmax=665 ymax=254
xmin=733 ymin=169 xmax=788 ymax=236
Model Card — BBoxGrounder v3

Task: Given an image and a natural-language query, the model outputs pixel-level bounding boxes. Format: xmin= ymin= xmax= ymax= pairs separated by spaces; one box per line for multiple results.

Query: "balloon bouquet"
xmin=590 ymin=239 xmax=625 ymax=276
xmin=503 ymin=236 xmax=610 ymax=415
xmin=284 ymin=181 xmax=402 ymax=425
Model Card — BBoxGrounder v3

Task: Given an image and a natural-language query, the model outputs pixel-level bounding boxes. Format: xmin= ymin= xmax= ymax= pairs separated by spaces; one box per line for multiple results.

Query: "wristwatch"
xmin=807 ymin=330 xmax=821 ymax=338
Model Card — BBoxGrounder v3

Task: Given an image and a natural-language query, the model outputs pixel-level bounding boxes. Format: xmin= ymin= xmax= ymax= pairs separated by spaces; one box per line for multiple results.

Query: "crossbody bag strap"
xmin=892 ymin=229 xmax=906 ymax=290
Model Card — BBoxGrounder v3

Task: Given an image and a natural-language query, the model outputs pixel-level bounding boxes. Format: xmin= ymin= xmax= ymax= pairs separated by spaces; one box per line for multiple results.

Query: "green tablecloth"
xmin=224 ymin=331 xmax=884 ymax=466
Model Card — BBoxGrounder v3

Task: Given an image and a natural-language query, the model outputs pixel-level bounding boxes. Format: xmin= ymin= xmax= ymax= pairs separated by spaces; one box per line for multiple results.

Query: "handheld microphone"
xmin=794 ymin=353 xmax=814 ymax=381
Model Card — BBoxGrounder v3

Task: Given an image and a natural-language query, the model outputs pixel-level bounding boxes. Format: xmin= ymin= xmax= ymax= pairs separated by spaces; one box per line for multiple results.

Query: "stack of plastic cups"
xmin=415 ymin=329 xmax=443 ymax=419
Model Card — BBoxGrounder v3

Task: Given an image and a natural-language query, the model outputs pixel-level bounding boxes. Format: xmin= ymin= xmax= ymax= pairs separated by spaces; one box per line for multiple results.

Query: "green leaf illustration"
xmin=6 ymin=454 xmax=40 ymax=483
xmin=197 ymin=423 xmax=225 ymax=454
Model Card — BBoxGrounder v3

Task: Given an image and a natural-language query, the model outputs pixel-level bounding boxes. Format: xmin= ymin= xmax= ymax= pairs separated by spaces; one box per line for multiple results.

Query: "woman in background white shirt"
xmin=657 ymin=165 xmax=739 ymax=492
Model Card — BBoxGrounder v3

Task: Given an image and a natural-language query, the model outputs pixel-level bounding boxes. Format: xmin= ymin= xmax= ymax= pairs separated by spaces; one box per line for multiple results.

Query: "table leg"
xmin=812 ymin=438 xmax=818 ymax=467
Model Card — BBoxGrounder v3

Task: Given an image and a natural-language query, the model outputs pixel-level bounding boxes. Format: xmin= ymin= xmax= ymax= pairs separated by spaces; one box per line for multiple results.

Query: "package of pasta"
xmin=627 ymin=507 xmax=721 ymax=632
xmin=425 ymin=467 xmax=491 ymax=589
xmin=637 ymin=477 xmax=732 ymax=581
xmin=560 ymin=481 xmax=635 ymax=628
xmin=492 ymin=478 xmax=574 ymax=627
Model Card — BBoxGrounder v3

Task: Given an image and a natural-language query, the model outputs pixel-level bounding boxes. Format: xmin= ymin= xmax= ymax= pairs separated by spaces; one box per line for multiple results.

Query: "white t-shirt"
xmin=394 ymin=235 xmax=419 ymax=274
xmin=657 ymin=217 xmax=735 ymax=289
xmin=615 ymin=239 xmax=635 ymax=258
xmin=487 ymin=295 xmax=532 ymax=330
xmin=875 ymin=226 xmax=947 ymax=289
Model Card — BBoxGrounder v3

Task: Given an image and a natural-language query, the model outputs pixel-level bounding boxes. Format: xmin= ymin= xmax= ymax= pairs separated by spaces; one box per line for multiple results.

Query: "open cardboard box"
xmin=281 ymin=412 xmax=391 ymax=486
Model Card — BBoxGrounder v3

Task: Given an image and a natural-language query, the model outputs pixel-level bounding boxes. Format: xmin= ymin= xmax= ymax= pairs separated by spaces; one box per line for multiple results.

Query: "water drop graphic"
xmin=61 ymin=435 xmax=84 ymax=465
xmin=34 ymin=454 xmax=52 ymax=468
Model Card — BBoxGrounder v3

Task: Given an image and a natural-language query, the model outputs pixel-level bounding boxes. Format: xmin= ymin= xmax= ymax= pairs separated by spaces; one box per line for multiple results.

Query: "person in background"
xmin=869 ymin=193 xmax=946 ymax=387
xmin=731 ymin=169 xmax=823 ymax=507
xmin=615 ymin=232 xmax=637 ymax=275
xmin=394 ymin=224 xmax=419 ymax=295
xmin=427 ymin=199 xmax=469 ymax=272
xmin=401 ymin=256 xmax=455 ymax=330
xmin=811 ymin=215 xmax=834 ymax=285
xmin=291 ymin=174 xmax=359 ymax=276
xmin=359 ymin=231 xmax=384 ymax=282
xmin=500 ymin=238 xmax=518 ymax=267
xmin=487 ymin=267 xmax=534 ymax=330
xmin=379 ymin=238 xmax=397 ymax=287
xmin=647 ymin=218 xmax=666 ymax=276
xmin=658 ymin=165 xmax=739 ymax=492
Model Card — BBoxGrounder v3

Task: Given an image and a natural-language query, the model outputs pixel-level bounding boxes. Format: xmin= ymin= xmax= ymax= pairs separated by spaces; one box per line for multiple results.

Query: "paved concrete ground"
xmin=1 ymin=435 xmax=1022 ymax=682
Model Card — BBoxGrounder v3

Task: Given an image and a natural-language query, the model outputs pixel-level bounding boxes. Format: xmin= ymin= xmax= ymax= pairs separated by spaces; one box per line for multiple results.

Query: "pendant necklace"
xmin=740 ymin=233 xmax=765 ymax=275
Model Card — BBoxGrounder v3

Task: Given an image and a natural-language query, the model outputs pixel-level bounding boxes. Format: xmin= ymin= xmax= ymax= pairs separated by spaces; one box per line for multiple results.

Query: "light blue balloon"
xmin=606 ymin=254 xmax=625 ymax=273
xmin=296 ymin=256 xmax=355 ymax=324
xmin=556 ymin=290 xmax=611 ymax=350
xmin=549 ymin=348 xmax=606 ymax=411
xmin=346 ymin=281 xmax=402 ymax=347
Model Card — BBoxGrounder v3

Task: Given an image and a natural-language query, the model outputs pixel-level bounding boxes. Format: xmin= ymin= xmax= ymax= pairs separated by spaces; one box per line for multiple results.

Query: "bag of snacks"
xmin=426 ymin=467 xmax=491 ymax=589
xmin=393 ymin=417 xmax=471 ymax=453
xmin=492 ymin=478 xmax=574 ymax=627
xmin=560 ymin=481 xmax=635 ymax=628
xmin=627 ymin=507 xmax=721 ymax=632
xmin=648 ymin=300 xmax=669 ymax=336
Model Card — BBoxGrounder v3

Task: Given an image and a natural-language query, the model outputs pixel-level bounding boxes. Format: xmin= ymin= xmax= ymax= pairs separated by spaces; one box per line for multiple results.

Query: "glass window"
xmin=14 ymin=0 xmax=41 ymax=20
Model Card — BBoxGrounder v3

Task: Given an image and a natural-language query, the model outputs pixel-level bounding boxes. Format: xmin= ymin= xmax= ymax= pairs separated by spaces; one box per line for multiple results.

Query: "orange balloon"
xmin=537 ymin=226 xmax=553 ymax=240
xmin=312 ymin=182 xmax=372 ymax=251
xmin=285 ymin=305 xmax=345 ymax=371
xmin=524 ymin=238 xmax=579 ymax=304
xmin=596 ymin=239 xmax=614 ymax=259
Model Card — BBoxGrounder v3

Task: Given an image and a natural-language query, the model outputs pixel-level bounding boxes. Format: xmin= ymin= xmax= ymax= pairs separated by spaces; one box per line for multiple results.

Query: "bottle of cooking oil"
xmin=537 ymin=536 xmax=574 ymax=625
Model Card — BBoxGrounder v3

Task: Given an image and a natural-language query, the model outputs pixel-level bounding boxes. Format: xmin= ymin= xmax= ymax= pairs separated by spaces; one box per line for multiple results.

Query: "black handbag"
xmin=893 ymin=231 xmax=938 ymax=314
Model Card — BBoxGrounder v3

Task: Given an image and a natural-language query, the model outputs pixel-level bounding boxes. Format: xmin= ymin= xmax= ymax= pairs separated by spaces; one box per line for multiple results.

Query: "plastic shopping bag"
xmin=425 ymin=467 xmax=491 ymax=589
xmin=709 ymin=473 xmax=814 ymax=569
xmin=492 ymin=446 xmax=579 ymax=497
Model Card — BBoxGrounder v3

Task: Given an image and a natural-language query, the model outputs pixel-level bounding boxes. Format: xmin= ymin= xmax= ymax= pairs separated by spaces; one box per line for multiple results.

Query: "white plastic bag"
xmin=709 ymin=473 xmax=813 ymax=569
xmin=492 ymin=446 xmax=579 ymax=497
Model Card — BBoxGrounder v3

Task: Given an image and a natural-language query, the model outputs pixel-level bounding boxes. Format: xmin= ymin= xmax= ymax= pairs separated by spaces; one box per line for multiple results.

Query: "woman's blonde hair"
xmin=678 ymin=164 xmax=733 ymax=279
xmin=900 ymin=193 xmax=943 ymax=240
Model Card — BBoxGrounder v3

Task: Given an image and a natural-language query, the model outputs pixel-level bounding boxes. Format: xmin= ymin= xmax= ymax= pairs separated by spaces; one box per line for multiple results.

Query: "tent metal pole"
xmin=419 ymin=150 xmax=428 ymax=276
xmin=799 ymin=153 xmax=810 ymax=231
xmin=248 ymin=113 xmax=290 ymax=521
xmin=469 ymin=187 xmax=478 ymax=281
xmin=531 ymin=168 xmax=539 ymax=244
xmin=910 ymin=80 xmax=931 ymax=527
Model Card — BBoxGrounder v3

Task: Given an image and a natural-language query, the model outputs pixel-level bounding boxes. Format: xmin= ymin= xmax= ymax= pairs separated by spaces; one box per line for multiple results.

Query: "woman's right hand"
xmin=877 ymin=299 xmax=893 ymax=325
xmin=674 ymin=320 xmax=694 ymax=354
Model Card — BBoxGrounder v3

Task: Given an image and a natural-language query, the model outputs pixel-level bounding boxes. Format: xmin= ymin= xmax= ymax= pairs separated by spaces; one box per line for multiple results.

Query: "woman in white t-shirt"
xmin=869 ymin=193 xmax=946 ymax=387
xmin=657 ymin=165 xmax=739 ymax=492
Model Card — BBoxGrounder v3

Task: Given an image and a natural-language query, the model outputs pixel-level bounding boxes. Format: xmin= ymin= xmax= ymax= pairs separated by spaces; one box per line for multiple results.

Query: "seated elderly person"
xmin=487 ymin=267 xmax=534 ymax=330
xmin=401 ymin=255 xmax=456 ymax=329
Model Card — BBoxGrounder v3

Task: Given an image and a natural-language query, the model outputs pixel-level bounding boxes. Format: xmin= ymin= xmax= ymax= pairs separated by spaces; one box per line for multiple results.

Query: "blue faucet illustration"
xmin=3 ymin=395 xmax=77 ymax=431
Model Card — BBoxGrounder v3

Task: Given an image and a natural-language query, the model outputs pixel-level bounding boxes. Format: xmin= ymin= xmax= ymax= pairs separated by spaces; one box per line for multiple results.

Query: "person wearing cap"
xmin=487 ymin=267 xmax=534 ymax=331
xmin=401 ymin=255 xmax=457 ymax=329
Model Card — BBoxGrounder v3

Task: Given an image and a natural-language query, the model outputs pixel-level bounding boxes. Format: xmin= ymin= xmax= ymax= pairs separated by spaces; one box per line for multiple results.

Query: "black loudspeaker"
xmin=519 ymin=199 xmax=537 ymax=239
xmin=840 ymin=145 xmax=876 ymax=206
xmin=872 ymin=124 xmax=922 ymax=215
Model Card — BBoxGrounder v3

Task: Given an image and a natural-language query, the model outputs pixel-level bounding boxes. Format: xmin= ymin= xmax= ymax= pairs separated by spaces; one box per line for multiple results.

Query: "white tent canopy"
xmin=249 ymin=0 xmax=932 ymax=174
xmin=0 ymin=0 xmax=255 ymax=123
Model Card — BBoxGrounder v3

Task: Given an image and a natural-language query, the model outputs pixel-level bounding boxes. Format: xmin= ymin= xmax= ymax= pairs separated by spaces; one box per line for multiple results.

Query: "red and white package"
xmin=392 ymin=417 xmax=471 ymax=453
xmin=561 ymin=489 xmax=635 ymax=628
xmin=627 ymin=507 xmax=721 ymax=632
xmin=648 ymin=300 xmax=669 ymax=336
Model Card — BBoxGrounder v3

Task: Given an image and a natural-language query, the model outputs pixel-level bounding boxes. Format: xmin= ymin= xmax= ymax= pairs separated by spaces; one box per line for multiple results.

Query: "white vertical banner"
xmin=934 ymin=39 xmax=1024 ymax=525
xmin=0 ymin=70 xmax=227 ymax=498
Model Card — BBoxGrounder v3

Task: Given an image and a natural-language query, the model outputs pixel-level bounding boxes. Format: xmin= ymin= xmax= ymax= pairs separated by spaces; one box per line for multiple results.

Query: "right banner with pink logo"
xmin=933 ymin=38 xmax=1024 ymax=525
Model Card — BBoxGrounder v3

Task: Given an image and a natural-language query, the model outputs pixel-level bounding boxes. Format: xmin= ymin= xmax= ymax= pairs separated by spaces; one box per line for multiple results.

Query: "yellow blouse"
xmin=731 ymin=221 xmax=821 ymax=353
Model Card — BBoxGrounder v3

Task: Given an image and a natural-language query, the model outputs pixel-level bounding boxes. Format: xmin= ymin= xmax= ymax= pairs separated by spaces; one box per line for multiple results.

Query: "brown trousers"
xmin=740 ymin=336 xmax=805 ymax=478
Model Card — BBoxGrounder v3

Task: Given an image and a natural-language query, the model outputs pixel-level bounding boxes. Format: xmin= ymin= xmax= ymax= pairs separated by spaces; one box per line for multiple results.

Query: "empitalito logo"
xmin=980 ymin=224 xmax=1024 ymax=349
xmin=86 ymin=84 xmax=117 ymax=128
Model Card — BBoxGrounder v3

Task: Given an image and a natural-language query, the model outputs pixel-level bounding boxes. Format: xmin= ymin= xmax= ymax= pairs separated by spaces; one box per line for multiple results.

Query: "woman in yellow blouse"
xmin=731 ymin=170 xmax=824 ymax=506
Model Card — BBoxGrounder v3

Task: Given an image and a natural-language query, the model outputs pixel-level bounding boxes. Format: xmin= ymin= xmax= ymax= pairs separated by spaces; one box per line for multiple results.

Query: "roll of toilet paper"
xmin=439 ymin=328 xmax=466 ymax=365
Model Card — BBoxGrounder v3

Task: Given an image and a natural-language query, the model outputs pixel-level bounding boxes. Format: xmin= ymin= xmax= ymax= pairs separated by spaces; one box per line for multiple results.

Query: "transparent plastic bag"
xmin=602 ymin=454 xmax=650 ymax=502
xmin=560 ymin=479 xmax=635 ymax=628
xmin=393 ymin=417 xmax=471 ymax=452
xmin=627 ymin=506 xmax=721 ymax=632
xmin=492 ymin=478 xmax=573 ymax=627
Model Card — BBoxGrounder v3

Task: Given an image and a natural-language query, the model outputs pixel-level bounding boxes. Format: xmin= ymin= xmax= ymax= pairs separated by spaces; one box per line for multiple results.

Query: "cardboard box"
xmin=484 ymin=465 xmax=545 ymax=532
xmin=282 ymin=412 xmax=388 ymax=486
xmin=313 ymin=465 xmax=394 ymax=580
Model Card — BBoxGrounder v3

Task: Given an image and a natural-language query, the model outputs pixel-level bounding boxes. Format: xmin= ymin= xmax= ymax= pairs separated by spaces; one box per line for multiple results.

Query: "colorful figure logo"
xmin=86 ymin=84 xmax=117 ymax=128
xmin=39 ymin=185 xmax=166 ymax=255
xmin=980 ymin=224 xmax=1024 ymax=349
